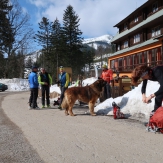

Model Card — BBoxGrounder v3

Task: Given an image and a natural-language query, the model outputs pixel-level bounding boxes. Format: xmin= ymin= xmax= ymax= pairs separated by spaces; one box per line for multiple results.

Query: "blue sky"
xmin=17 ymin=0 xmax=147 ymax=39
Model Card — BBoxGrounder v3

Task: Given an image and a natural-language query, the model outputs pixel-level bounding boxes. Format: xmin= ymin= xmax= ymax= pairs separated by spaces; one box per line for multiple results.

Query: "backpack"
xmin=53 ymin=98 xmax=60 ymax=106
xmin=147 ymin=107 xmax=163 ymax=134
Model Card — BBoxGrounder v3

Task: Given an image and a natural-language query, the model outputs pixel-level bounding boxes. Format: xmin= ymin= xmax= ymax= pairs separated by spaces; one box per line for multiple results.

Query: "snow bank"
xmin=0 ymin=78 xmax=30 ymax=91
xmin=95 ymin=80 xmax=159 ymax=119
xmin=1 ymin=77 xmax=159 ymax=119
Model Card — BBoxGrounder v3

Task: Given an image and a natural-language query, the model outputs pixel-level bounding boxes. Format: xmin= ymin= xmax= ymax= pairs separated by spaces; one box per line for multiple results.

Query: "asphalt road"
xmin=1 ymin=91 xmax=163 ymax=163
xmin=0 ymin=92 xmax=44 ymax=163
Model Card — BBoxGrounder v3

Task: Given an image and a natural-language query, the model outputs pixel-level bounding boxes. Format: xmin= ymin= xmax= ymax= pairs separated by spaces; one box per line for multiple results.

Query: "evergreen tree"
xmin=50 ymin=18 xmax=62 ymax=80
xmin=0 ymin=0 xmax=13 ymax=54
xmin=25 ymin=56 xmax=33 ymax=68
xmin=1 ymin=0 xmax=34 ymax=78
xmin=62 ymin=5 xmax=84 ymax=77
xmin=0 ymin=0 xmax=14 ymax=78
xmin=34 ymin=17 xmax=53 ymax=71
xmin=0 ymin=52 xmax=5 ymax=78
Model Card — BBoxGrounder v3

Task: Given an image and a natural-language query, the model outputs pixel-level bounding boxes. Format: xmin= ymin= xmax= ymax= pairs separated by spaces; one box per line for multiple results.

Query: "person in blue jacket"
xmin=28 ymin=66 xmax=40 ymax=109
xmin=58 ymin=66 xmax=69 ymax=109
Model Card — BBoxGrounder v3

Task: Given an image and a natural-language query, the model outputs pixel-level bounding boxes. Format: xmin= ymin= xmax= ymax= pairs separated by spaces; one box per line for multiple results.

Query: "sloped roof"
xmin=111 ymin=9 xmax=163 ymax=43
xmin=114 ymin=0 xmax=152 ymax=27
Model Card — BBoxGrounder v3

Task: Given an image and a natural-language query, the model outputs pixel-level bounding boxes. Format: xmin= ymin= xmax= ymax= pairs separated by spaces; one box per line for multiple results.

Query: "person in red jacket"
xmin=100 ymin=64 xmax=113 ymax=100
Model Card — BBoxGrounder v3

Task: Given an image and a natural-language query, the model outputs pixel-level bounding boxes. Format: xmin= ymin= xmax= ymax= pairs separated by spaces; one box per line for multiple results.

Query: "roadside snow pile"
xmin=0 ymin=78 xmax=30 ymax=91
xmin=50 ymin=84 xmax=61 ymax=94
xmin=82 ymin=77 xmax=97 ymax=86
xmin=95 ymin=80 xmax=160 ymax=119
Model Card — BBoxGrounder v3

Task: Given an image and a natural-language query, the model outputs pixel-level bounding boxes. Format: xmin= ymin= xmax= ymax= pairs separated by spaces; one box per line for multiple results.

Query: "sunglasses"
xmin=141 ymin=71 xmax=148 ymax=78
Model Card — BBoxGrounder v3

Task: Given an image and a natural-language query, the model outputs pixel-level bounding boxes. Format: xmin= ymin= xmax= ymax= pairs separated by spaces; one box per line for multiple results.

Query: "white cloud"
xmin=21 ymin=7 xmax=28 ymax=14
xmin=27 ymin=0 xmax=147 ymax=38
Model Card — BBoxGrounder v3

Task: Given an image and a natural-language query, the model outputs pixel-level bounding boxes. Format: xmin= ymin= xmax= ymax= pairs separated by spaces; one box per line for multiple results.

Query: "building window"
xmin=117 ymin=45 xmax=120 ymax=51
xmin=138 ymin=53 xmax=142 ymax=64
xmin=134 ymin=34 xmax=140 ymax=43
xmin=124 ymin=41 xmax=128 ymax=48
xmin=144 ymin=51 xmax=147 ymax=63
xmin=151 ymin=49 xmax=157 ymax=62
xmin=152 ymin=26 xmax=161 ymax=37
xmin=161 ymin=47 xmax=163 ymax=61
xmin=126 ymin=56 xmax=130 ymax=68
xmin=124 ymin=23 xmax=127 ymax=30
xmin=111 ymin=60 xmax=115 ymax=69
xmin=134 ymin=15 xmax=138 ymax=22
xmin=133 ymin=54 xmax=137 ymax=65
xmin=118 ymin=58 xmax=123 ymax=71
xmin=152 ymin=2 xmax=158 ymax=13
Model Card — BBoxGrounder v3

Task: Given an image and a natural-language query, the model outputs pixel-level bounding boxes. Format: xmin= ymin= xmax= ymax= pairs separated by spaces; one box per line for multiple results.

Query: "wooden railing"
xmin=112 ymin=60 xmax=163 ymax=73
xmin=111 ymin=77 xmax=142 ymax=98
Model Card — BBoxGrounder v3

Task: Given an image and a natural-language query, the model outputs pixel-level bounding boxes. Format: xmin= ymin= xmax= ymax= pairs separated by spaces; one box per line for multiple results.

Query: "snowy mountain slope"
xmin=83 ymin=35 xmax=113 ymax=49
xmin=24 ymin=34 xmax=113 ymax=65
xmin=23 ymin=34 xmax=113 ymax=74
xmin=24 ymin=50 xmax=42 ymax=63
xmin=83 ymin=35 xmax=113 ymax=44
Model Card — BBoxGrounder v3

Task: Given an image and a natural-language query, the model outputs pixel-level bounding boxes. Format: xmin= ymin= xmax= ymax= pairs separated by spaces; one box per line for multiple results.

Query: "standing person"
xmin=131 ymin=64 xmax=163 ymax=116
xmin=28 ymin=66 xmax=40 ymax=109
xmin=58 ymin=66 xmax=69 ymax=109
xmin=100 ymin=64 xmax=113 ymax=100
xmin=38 ymin=68 xmax=52 ymax=108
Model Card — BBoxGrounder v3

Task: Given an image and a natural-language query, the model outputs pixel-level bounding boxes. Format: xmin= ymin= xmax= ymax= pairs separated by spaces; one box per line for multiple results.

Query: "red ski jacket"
xmin=101 ymin=69 xmax=113 ymax=83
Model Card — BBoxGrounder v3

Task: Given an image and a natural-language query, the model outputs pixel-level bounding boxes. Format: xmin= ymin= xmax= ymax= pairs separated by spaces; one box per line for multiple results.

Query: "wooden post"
xmin=119 ymin=78 xmax=122 ymax=96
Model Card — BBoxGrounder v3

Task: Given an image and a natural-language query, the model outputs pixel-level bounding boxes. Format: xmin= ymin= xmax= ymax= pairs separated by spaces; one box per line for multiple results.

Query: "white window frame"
xmin=152 ymin=2 xmax=158 ymax=13
xmin=134 ymin=34 xmax=140 ymax=43
xmin=152 ymin=26 xmax=161 ymax=37
xmin=124 ymin=41 xmax=128 ymax=48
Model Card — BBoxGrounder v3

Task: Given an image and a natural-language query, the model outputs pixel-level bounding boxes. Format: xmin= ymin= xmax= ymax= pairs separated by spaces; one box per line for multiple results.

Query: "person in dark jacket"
xmin=58 ymin=66 xmax=69 ymax=109
xmin=131 ymin=64 xmax=163 ymax=115
xmin=38 ymin=68 xmax=52 ymax=108
xmin=28 ymin=66 xmax=39 ymax=109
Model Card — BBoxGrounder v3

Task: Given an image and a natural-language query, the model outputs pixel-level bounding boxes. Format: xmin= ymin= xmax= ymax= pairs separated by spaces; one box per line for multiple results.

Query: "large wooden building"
xmin=110 ymin=0 xmax=163 ymax=78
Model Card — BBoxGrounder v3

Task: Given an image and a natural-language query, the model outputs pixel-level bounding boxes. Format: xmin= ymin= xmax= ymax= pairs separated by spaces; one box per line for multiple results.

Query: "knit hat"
xmin=32 ymin=66 xmax=38 ymax=70
xmin=102 ymin=64 xmax=107 ymax=69
xmin=60 ymin=66 xmax=64 ymax=70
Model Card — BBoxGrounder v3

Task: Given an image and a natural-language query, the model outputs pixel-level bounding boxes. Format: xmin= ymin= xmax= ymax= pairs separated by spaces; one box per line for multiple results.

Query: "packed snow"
xmin=0 ymin=77 xmax=158 ymax=120
xmin=83 ymin=35 xmax=113 ymax=44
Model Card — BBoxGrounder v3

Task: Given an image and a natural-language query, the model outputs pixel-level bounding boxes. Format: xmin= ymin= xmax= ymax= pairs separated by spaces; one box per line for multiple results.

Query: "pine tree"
xmin=62 ymin=5 xmax=84 ymax=77
xmin=25 ymin=57 xmax=33 ymax=68
xmin=34 ymin=17 xmax=53 ymax=71
xmin=50 ymin=18 xmax=62 ymax=80
xmin=0 ymin=52 xmax=5 ymax=78
xmin=0 ymin=0 xmax=13 ymax=54
xmin=1 ymin=0 xmax=34 ymax=78
xmin=0 ymin=0 xmax=14 ymax=78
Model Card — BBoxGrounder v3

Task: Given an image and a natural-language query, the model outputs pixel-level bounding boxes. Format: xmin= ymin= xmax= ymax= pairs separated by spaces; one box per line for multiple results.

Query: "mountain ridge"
xmin=82 ymin=34 xmax=113 ymax=50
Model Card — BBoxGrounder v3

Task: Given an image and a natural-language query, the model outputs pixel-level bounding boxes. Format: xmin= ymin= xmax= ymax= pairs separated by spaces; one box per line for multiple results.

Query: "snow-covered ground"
xmin=0 ymin=77 xmax=157 ymax=120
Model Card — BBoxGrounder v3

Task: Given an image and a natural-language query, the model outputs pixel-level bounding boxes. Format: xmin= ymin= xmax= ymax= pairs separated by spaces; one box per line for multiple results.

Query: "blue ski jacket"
xmin=28 ymin=71 xmax=39 ymax=88
xmin=59 ymin=71 xmax=69 ymax=87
